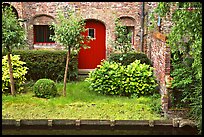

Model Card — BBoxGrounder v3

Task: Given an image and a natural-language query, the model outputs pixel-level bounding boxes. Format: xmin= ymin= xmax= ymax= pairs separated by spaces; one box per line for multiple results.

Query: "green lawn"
xmin=2 ymin=81 xmax=164 ymax=120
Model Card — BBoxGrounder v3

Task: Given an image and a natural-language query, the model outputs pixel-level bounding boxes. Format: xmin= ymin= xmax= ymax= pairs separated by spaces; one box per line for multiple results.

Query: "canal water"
xmin=2 ymin=125 xmax=198 ymax=135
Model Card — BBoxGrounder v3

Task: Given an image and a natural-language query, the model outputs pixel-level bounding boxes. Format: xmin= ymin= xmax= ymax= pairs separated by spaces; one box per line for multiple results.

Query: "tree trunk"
xmin=63 ymin=47 xmax=71 ymax=97
xmin=7 ymin=52 xmax=15 ymax=96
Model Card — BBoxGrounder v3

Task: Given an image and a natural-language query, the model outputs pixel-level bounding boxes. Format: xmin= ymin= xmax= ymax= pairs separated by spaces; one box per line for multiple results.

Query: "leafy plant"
xmin=2 ymin=50 xmax=78 ymax=82
xmin=149 ymin=2 xmax=202 ymax=133
xmin=50 ymin=8 xmax=90 ymax=96
xmin=108 ymin=51 xmax=152 ymax=66
xmin=2 ymin=55 xmax=28 ymax=94
xmin=2 ymin=5 xmax=26 ymax=95
xmin=124 ymin=60 xmax=158 ymax=97
xmin=33 ymin=78 xmax=58 ymax=99
xmin=149 ymin=93 xmax=162 ymax=115
xmin=110 ymin=18 xmax=133 ymax=53
xmin=86 ymin=60 xmax=158 ymax=97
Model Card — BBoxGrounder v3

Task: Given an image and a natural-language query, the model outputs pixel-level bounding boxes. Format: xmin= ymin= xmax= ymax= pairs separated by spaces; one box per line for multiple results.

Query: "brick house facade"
xmin=4 ymin=2 xmax=172 ymax=112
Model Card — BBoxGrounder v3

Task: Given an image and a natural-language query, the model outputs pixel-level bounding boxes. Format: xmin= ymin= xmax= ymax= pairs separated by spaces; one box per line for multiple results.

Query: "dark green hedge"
xmin=2 ymin=50 xmax=78 ymax=82
xmin=107 ymin=52 xmax=152 ymax=66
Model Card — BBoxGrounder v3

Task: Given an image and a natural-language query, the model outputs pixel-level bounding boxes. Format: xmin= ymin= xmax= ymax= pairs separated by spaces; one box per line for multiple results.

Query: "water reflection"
xmin=2 ymin=125 xmax=198 ymax=135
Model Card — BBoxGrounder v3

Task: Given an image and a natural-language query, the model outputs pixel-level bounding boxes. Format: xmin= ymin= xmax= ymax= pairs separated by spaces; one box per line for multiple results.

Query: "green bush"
xmin=86 ymin=61 xmax=124 ymax=96
xmin=2 ymin=54 xmax=28 ymax=94
xmin=149 ymin=93 xmax=162 ymax=114
xmin=107 ymin=52 xmax=152 ymax=66
xmin=86 ymin=60 xmax=158 ymax=97
xmin=2 ymin=50 xmax=78 ymax=82
xmin=124 ymin=60 xmax=158 ymax=97
xmin=33 ymin=78 xmax=58 ymax=98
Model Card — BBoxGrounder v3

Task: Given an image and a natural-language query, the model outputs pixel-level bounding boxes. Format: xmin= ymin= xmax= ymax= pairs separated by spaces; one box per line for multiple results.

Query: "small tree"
xmin=50 ymin=8 xmax=90 ymax=96
xmin=2 ymin=5 xmax=26 ymax=96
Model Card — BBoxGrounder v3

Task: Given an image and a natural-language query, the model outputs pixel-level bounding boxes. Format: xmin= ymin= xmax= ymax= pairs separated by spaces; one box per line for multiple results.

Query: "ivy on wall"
xmin=149 ymin=2 xmax=202 ymax=134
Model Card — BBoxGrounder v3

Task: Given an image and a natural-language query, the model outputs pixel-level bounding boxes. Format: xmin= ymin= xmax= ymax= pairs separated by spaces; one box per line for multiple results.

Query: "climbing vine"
xmin=111 ymin=18 xmax=133 ymax=53
xmin=149 ymin=2 xmax=202 ymax=134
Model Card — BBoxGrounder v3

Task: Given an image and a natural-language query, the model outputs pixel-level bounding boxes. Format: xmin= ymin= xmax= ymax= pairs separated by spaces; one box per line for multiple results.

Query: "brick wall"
xmin=6 ymin=2 xmax=173 ymax=112
xmin=145 ymin=2 xmax=174 ymax=113
xmin=8 ymin=2 xmax=142 ymax=51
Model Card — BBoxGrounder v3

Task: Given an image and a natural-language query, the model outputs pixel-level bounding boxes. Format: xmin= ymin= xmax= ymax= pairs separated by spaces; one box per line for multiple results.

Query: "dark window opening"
xmin=88 ymin=28 xmax=95 ymax=38
xmin=115 ymin=26 xmax=134 ymax=45
xmin=126 ymin=26 xmax=134 ymax=45
xmin=34 ymin=25 xmax=55 ymax=43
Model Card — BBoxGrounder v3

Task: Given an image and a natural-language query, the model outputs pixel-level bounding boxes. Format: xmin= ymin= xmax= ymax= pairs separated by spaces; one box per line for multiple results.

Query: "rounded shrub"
xmin=86 ymin=61 xmax=125 ymax=96
xmin=33 ymin=78 xmax=58 ymax=98
xmin=86 ymin=60 xmax=158 ymax=97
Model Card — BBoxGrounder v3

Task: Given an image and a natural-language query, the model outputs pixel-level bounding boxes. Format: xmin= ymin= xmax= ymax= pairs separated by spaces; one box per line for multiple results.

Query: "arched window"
xmin=31 ymin=14 xmax=55 ymax=44
xmin=33 ymin=25 xmax=55 ymax=44
xmin=2 ymin=3 xmax=19 ymax=19
xmin=118 ymin=16 xmax=136 ymax=45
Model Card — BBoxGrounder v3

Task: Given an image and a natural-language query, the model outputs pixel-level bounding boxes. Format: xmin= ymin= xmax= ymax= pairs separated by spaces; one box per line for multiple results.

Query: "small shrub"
xmin=108 ymin=52 xmax=152 ymax=66
xmin=33 ymin=78 xmax=58 ymax=99
xmin=123 ymin=60 xmax=157 ymax=97
xmin=149 ymin=93 xmax=162 ymax=114
xmin=86 ymin=61 xmax=124 ymax=96
xmin=86 ymin=60 xmax=158 ymax=97
xmin=2 ymin=54 xmax=28 ymax=94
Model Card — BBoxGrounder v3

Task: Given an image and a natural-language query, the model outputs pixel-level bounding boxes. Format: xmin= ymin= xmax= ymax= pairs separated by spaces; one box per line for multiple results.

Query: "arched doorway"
xmin=78 ymin=19 xmax=106 ymax=70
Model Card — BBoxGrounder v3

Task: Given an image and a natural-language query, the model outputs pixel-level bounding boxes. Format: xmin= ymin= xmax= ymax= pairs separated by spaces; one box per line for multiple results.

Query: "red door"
xmin=78 ymin=19 xmax=106 ymax=69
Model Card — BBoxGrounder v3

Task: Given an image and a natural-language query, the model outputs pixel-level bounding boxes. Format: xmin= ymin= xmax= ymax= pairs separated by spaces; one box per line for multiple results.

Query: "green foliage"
xmin=150 ymin=2 xmax=202 ymax=133
xmin=110 ymin=18 xmax=133 ymax=53
xmin=2 ymin=55 xmax=28 ymax=94
xmin=86 ymin=61 xmax=124 ymax=96
xmin=50 ymin=9 xmax=90 ymax=53
xmin=2 ymin=5 xmax=26 ymax=53
xmin=149 ymin=93 xmax=162 ymax=114
xmin=50 ymin=8 xmax=91 ymax=95
xmin=33 ymin=78 xmax=58 ymax=99
xmin=170 ymin=56 xmax=194 ymax=108
xmin=2 ymin=50 xmax=78 ymax=82
xmin=108 ymin=51 xmax=152 ymax=66
xmin=86 ymin=60 xmax=158 ymax=97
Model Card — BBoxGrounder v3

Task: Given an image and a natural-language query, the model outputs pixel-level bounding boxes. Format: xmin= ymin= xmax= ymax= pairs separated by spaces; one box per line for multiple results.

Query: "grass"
xmin=2 ymin=81 xmax=164 ymax=120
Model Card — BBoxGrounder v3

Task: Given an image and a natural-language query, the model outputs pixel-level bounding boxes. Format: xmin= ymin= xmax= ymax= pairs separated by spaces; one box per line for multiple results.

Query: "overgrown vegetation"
xmin=2 ymin=55 xmax=28 ymax=94
xmin=149 ymin=2 xmax=202 ymax=134
xmin=86 ymin=60 xmax=158 ymax=97
xmin=110 ymin=18 xmax=133 ymax=53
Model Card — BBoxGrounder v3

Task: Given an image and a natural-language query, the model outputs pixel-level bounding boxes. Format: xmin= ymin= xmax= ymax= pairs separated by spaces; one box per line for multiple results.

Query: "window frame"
xmin=126 ymin=26 xmax=134 ymax=45
xmin=88 ymin=28 xmax=96 ymax=39
xmin=33 ymin=25 xmax=55 ymax=44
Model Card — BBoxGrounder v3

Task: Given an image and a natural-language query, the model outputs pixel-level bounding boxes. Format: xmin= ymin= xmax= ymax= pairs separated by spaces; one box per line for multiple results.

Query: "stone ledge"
xmin=3 ymin=119 xmax=190 ymax=128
